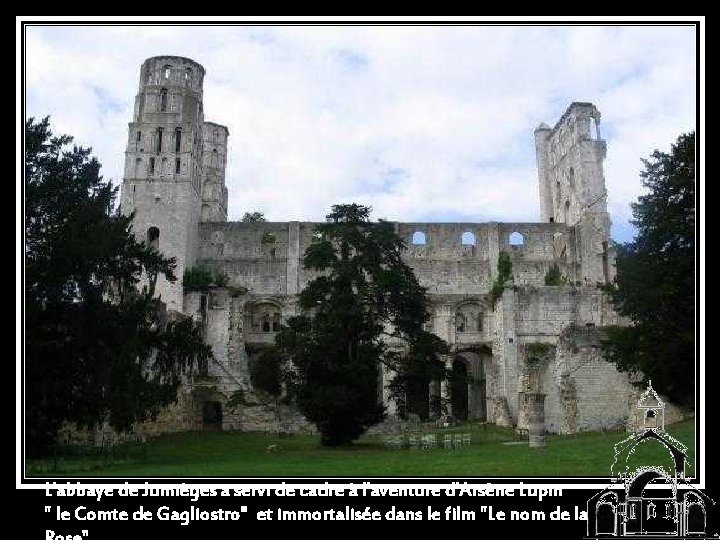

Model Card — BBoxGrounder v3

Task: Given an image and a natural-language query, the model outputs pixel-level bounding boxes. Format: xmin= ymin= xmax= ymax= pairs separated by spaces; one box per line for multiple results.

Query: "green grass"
xmin=26 ymin=420 xmax=695 ymax=477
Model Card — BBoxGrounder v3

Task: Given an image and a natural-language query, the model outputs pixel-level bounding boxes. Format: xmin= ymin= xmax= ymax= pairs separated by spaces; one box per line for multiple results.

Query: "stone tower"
xmin=201 ymin=122 xmax=229 ymax=222
xmin=534 ymin=102 xmax=615 ymax=284
xmin=120 ymin=56 xmax=218 ymax=311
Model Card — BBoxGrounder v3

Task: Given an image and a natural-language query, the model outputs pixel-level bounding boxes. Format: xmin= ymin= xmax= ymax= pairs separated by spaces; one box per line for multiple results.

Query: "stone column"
xmin=439 ymin=355 xmax=452 ymax=418
xmin=527 ymin=392 xmax=546 ymax=448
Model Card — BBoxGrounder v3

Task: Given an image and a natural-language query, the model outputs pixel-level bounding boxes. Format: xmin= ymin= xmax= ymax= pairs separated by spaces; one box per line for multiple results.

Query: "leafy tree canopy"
xmin=603 ymin=132 xmax=695 ymax=407
xmin=242 ymin=211 xmax=266 ymax=222
xmin=276 ymin=203 xmax=448 ymax=445
xmin=25 ymin=117 xmax=211 ymax=455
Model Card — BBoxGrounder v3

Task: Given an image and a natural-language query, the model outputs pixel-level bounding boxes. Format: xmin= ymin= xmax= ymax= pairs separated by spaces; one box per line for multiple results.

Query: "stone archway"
xmin=452 ymin=351 xmax=489 ymax=421
xmin=202 ymin=400 xmax=223 ymax=431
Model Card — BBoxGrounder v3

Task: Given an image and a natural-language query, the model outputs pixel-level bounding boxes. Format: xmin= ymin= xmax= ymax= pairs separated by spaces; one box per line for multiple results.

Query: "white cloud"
xmin=25 ymin=24 xmax=697 ymax=241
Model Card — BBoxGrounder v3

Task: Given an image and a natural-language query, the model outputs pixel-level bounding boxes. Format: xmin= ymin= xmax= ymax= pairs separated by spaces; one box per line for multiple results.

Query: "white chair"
xmin=454 ymin=434 xmax=463 ymax=449
xmin=443 ymin=434 xmax=453 ymax=449
xmin=408 ymin=434 xmax=419 ymax=449
xmin=462 ymin=433 xmax=471 ymax=446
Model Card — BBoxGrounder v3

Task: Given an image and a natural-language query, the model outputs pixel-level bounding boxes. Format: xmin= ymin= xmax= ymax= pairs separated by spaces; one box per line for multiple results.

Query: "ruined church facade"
xmin=120 ymin=55 xmax=656 ymax=435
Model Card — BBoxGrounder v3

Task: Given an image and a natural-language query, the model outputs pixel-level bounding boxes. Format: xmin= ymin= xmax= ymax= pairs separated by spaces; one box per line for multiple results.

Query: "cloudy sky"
xmin=24 ymin=24 xmax=697 ymax=242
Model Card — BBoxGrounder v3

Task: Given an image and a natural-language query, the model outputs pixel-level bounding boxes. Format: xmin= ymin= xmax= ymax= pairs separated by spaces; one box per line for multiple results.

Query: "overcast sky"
xmin=24 ymin=24 xmax=697 ymax=242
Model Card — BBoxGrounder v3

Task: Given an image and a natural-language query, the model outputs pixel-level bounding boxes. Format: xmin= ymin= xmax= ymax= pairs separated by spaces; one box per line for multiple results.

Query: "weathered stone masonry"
xmin=119 ymin=56 xmax=681 ymax=436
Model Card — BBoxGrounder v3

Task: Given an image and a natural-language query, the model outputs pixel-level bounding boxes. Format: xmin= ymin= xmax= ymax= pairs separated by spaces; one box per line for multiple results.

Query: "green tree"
xmin=276 ymin=204 xmax=447 ymax=445
xmin=25 ymin=117 xmax=211 ymax=455
xmin=603 ymin=132 xmax=695 ymax=407
xmin=242 ymin=211 xmax=266 ymax=222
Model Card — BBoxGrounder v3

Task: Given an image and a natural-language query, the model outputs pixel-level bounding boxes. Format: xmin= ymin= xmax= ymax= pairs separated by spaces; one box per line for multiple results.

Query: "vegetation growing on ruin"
xmin=182 ymin=265 xmax=228 ymax=291
xmin=544 ymin=263 xmax=568 ymax=286
xmin=489 ymin=250 xmax=514 ymax=308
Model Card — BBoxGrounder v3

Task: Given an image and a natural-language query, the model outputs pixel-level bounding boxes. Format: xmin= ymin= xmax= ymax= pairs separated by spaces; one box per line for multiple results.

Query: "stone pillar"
xmin=493 ymin=397 xmax=513 ymax=427
xmin=527 ymin=393 xmax=546 ymax=448
xmin=439 ymin=355 xmax=452 ymax=418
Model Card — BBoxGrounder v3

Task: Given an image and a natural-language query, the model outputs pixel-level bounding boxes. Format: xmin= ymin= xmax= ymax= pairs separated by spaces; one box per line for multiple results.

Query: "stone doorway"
xmin=451 ymin=351 xmax=489 ymax=421
xmin=202 ymin=401 xmax=223 ymax=430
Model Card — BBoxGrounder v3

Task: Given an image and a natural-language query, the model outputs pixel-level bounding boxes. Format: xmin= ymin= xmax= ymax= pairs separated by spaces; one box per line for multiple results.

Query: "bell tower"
xmin=534 ymin=102 xmax=615 ymax=284
xmin=119 ymin=56 xmax=207 ymax=311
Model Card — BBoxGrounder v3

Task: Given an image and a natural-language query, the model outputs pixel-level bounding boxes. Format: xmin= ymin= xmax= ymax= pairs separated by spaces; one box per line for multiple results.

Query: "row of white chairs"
xmin=383 ymin=433 xmax=471 ymax=450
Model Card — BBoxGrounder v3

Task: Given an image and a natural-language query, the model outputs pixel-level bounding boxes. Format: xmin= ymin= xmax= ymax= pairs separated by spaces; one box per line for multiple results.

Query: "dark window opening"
xmin=549 ymin=217 xmax=554 ymax=223
xmin=602 ymin=241 xmax=609 ymax=284
xmin=149 ymin=157 xmax=155 ymax=175
xmin=455 ymin=313 xmax=466 ymax=333
xmin=160 ymin=88 xmax=168 ymax=112
xmin=272 ymin=313 xmax=281 ymax=332
xmin=147 ymin=227 xmax=159 ymax=251
xmin=156 ymin=128 xmax=163 ymax=153
xmin=175 ymin=128 xmax=181 ymax=152
xmin=262 ymin=315 xmax=271 ymax=333
xmin=175 ymin=158 xmax=181 ymax=174
xmin=136 ymin=130 xmax=141 ymax=142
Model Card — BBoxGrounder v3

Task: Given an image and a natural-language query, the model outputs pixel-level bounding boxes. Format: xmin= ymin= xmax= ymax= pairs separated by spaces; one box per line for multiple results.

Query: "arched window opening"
xmin=136 ymin=130 xmax=142 ymax=142
xmin=147 ymin=227 xmax=159 ymax=251
xmin=160 ymin=88 xmax=168 ymax=112
xmin=149 ymin=157 xmax=155 ymax=175
xmin=163 ymin=65 xmax=171 ymax=79
xmin=184 ymin=67 xmax=192 ymax=81
xmin=476 ymin=312 xmax=483 ymax=332
xmin=564 ymin=200 xmax=571 ymax=224
xmin=156 ymin=128 xmax=163 ymax=153
xmin=509 ymin=231 xmax=524 ymax=246
xmin=589 ymin=116 xmax=600 ymax=140
xmin=175 ymin=128 xmax=182 ymax=152
xmin=455 ymin=313 xmax=466 ymax=333
xmin=272 ymin=313 xmax=281 ymax=332
xmin=262 ymin=314 xmax=271 ymax=333
xmin=212 ymin=148 xmax=218 ymax=167
xmin=412 ymin=231 xmax=426 ymax=245
xmin=461 ymin=231 xmax=476 ymax=245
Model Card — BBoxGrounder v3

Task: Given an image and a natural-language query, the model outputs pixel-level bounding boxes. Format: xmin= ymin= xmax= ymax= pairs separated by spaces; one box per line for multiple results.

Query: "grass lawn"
xmin=26 ymin=419 xmax=695 ymax=478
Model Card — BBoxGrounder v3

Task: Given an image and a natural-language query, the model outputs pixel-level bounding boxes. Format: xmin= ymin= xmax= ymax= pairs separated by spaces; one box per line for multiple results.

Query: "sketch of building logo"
xmin=585 ymin=382 xmax=715 ymax=538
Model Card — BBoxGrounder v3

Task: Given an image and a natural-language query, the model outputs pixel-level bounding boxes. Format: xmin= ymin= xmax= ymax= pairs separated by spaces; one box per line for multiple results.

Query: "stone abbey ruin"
xmin=119 ymin=55 xmax=682 ymax=436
